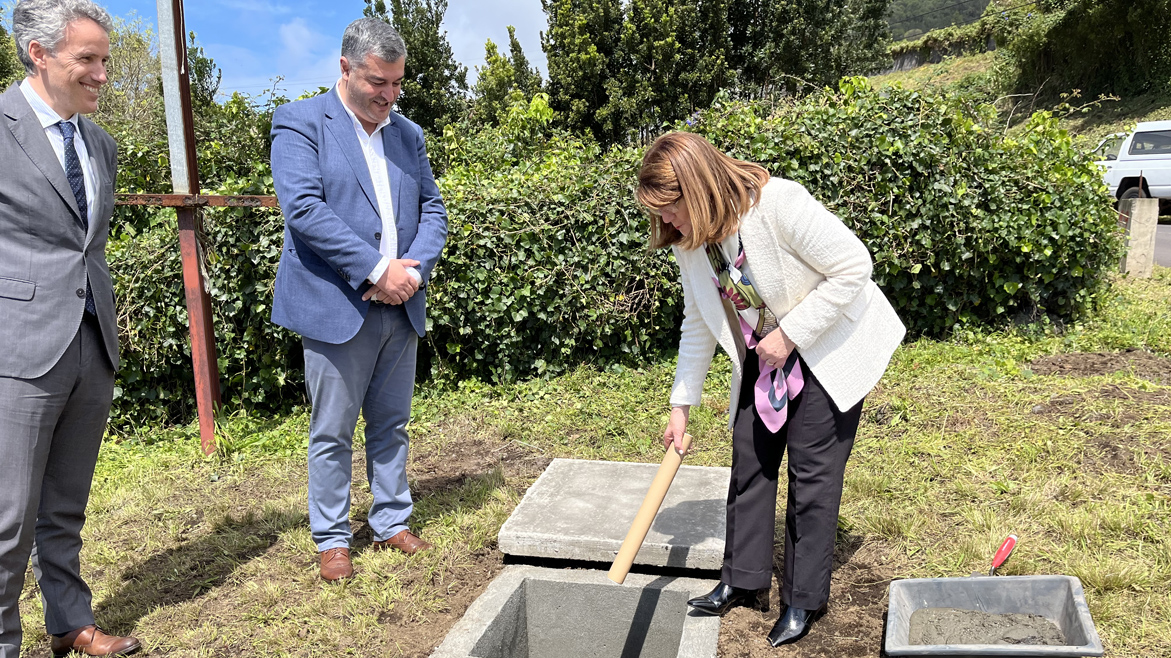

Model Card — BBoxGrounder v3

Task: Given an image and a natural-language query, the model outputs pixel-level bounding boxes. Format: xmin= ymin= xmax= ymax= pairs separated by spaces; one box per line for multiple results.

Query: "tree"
xmin=541 ymin=0 xmax=624 ymax=142
xmin=727 ymin=0 xmax=891 ymax=92
xmin=506 ymin=26 xmax=542 ymax=97
xmin=543 ymin=0 xmax=888 ymax=143
xmin=0 ymin=24 xmax=21 ymax=88
xmin=187 ymin=32 xmax=222 ymax=111
xmin=365 ymin=0 xmax=469 ymax=134
xmin=91 ymin=15 xmax=162 ymax=142
xmin=601 ymin=0 xmax=730 ymax=141
xmin=1008 ymin=0 xmax=1171 ymax=97
xmin=471 ymin=26 xmax=543 ymax=126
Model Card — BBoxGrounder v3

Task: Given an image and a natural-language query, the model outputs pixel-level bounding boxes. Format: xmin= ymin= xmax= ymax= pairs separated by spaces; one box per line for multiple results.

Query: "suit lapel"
xmin=381 ymin=120 xmax=405 ymax=230
xmin=1 ymin=85 xmax=84 ymax=224
xmin=79 ymin=118 xmax=109 ymax=249
xmin=324 ymin=90 xmax=380 ymax=217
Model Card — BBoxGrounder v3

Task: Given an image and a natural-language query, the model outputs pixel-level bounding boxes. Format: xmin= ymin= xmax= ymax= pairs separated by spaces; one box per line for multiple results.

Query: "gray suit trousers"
xmin=0 ymin=320 xmax=113 ymax=657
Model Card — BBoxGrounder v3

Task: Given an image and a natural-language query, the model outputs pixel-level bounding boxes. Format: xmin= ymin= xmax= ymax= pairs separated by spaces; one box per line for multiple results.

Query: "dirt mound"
xmin=1029 ymin=350 xmax=1171 ymax=383
xmin=717 ymin=539 xmax=893 ymax=657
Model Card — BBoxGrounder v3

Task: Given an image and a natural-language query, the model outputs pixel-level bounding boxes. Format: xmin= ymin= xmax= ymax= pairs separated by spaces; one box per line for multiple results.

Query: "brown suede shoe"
xmin=50 ymin=625 xmax=140 ymax=657
xmin=372 ymin=529 xmax=432 ymax=555
xmin=319 ymin=547 xmax=354 ymax=581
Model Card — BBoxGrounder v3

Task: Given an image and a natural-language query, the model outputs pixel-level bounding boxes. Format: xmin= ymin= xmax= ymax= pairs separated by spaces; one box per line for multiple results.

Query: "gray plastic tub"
xmin=885 ymin=575 xmax=1104 ymax=656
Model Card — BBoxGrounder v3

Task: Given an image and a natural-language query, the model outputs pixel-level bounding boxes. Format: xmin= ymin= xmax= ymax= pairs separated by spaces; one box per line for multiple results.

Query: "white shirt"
xmin=20 ymin=79 xmax=98 ymax=227
xmin=334 ymin=84 xmax=420 ymax=286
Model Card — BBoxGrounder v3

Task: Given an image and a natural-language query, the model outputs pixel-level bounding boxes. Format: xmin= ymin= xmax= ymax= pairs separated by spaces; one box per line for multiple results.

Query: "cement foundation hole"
xmin=472 ymin=578 xmax=690 ymax=658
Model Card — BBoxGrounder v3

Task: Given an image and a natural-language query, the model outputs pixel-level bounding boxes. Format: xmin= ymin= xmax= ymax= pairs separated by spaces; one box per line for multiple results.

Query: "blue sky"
xmin=88 ymin=0 xmax=548 ymax=98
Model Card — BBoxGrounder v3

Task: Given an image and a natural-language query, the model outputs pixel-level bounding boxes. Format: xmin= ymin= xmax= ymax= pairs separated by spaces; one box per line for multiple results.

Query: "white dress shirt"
xmin=20 ymin=79 xmax=98 ymax=226
xmin=334 ymin=84 xmax=421 ymax=287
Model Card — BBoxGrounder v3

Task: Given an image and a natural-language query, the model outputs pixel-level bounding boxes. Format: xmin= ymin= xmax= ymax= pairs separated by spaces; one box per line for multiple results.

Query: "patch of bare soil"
xmin=717 ymin=539 xmax=893 ymax=657
xmin=1029 ymin=349 xmax=1171 ymax=384
xmin=1025 ymin=382 xmax=1170 ymax=475
xmin=375 ymin=438 xmax=551 ymax=657
xmin=379 ymin=546 xmax=505 ymax=658
xmin=1083 ymin=434 xmax=1170 ymax=476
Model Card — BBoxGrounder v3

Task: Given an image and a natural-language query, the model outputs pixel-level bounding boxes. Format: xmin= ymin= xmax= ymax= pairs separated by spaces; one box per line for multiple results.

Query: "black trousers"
xmin=721 ymin=351 xmax=863 ymax=610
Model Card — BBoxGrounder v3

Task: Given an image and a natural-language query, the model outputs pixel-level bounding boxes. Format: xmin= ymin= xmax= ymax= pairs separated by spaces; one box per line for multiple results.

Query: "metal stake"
xmin=157 ymin=0 xmax=221 ymax=454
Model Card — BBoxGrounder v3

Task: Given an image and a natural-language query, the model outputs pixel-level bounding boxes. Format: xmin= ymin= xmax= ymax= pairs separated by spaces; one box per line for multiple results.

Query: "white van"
xmin=1095 ymin=120 xmax=1171 ymax=210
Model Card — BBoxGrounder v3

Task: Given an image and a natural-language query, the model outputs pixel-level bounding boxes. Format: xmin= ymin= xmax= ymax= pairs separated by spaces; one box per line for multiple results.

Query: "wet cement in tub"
xmin=909 ymin=607 xmax=1067 ymax=646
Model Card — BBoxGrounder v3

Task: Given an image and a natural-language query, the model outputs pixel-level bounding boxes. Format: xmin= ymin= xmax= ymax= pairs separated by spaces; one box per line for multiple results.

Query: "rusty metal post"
xmin=158 ymin=0 xmax=221 ymax=454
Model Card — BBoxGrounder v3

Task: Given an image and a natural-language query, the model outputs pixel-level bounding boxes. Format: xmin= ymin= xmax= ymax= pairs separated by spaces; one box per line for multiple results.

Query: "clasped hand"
xmin=756 ymin=328 xmax=796 ymax=370
xmin=362 ymin=259 xmax=421 ymax=305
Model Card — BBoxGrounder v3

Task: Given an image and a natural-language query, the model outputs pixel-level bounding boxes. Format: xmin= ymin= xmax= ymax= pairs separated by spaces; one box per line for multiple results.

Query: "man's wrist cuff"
xmin=367 ymin=256 xmax=391 ymax=284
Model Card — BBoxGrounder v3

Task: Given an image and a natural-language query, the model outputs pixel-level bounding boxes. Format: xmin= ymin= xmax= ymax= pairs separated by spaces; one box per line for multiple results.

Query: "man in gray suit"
xmin=0 ymin=1 xmax=139 ymax=656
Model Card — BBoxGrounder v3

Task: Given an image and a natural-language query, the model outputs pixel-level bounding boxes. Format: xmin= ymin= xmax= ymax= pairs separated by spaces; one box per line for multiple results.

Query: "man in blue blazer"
xmin=270 ymin=17 xmax=448 ymax=581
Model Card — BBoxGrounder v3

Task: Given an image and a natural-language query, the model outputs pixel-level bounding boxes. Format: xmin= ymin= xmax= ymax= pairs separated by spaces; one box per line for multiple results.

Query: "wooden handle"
xmin=608 ymin=434 xmax=693 ymax=584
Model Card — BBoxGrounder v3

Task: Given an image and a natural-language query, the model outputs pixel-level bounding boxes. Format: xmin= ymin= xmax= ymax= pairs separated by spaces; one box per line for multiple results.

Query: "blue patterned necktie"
xmin=57 ymin=120 xmax=96 ymax=316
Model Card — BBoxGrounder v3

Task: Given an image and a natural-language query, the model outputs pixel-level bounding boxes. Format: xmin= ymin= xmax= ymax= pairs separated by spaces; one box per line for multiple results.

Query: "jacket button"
xmin=76 ymin=288 xmax=85 ymax=298
xmin=374 ymin=232 xmax=381 ymax=240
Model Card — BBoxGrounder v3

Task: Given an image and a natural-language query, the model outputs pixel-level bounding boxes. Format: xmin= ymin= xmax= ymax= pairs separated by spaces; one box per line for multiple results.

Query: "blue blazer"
xmin=269 ymin=89 xmax=448 ymax=343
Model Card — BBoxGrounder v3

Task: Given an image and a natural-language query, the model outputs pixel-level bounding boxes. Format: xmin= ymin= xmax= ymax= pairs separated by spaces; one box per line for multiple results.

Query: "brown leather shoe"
xmin=51 ymin=625 xmax=140 ymax=657
xmin=319 ymin=547 xmax=353 ymax=581
xmin=372 ymin=529 xmax=432 ymax=555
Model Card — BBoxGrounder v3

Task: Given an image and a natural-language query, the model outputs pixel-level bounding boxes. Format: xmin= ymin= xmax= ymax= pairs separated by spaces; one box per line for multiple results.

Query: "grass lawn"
xmin=18 ymin=269 xmax=1171 ymax=657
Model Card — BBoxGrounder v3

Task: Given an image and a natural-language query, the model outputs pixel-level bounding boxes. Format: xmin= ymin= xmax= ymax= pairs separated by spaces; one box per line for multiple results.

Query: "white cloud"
xmin=279 ymin=17 xmax=332 ymax=64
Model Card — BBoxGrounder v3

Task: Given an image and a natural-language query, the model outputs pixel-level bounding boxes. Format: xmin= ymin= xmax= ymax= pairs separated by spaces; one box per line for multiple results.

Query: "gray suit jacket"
xmin=0 ymin=83 xmax=119 ymax=378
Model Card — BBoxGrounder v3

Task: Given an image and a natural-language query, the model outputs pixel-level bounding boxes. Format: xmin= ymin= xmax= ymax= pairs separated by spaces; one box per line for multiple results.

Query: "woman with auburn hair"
xmin=638 ymin=132 xmax=905 ymax=646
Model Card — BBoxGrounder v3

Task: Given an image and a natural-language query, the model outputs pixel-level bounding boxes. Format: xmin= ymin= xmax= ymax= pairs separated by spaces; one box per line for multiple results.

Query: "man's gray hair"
xmin=13 ymin=0 xmax=113 ymax=75
xmin=341 ymin=17 xmax=406 ymax=67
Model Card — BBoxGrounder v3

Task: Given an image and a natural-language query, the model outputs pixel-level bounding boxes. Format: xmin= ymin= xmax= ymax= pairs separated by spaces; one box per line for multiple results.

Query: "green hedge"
xmin=106 ymin=81 xmax=1122 ymax=425
xmin=694 ymin=79 xmax=1122 ymax=336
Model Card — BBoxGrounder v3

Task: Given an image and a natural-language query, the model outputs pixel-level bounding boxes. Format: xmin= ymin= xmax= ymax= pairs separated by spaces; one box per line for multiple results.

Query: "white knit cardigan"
xmin=670 ymin=178 xmax=907 ymax=427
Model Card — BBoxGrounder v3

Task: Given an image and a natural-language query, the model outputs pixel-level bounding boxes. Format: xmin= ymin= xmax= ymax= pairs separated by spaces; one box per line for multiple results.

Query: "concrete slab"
xmin=430 ymin=566 xmax=720 ymax=658
xmin=498 ymin=459 xmax=729 ymax=570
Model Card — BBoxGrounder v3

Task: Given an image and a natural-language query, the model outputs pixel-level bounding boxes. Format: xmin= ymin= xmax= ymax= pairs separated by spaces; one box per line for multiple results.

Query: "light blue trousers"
xmin=303 ymin=304 xmax=417 ymax=552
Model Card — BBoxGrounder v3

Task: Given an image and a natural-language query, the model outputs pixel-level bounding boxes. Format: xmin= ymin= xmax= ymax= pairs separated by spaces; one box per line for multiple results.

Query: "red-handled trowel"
xmin=973 ymin=534 xmax=1017 ymax=577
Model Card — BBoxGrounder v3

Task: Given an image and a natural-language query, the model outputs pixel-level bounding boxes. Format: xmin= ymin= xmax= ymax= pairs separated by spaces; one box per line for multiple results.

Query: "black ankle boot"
xmin=687 ymin=582 xmax=769 ymax=616
xmin=767 ymin=605 xmax=825 ymax=646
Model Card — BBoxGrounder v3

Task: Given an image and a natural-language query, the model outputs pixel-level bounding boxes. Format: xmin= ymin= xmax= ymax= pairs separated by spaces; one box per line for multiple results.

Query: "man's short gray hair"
xmin=341 ymin=17 xmax=406 ymax=67
xmin=13 ymin=0 xmax=113 ymax=75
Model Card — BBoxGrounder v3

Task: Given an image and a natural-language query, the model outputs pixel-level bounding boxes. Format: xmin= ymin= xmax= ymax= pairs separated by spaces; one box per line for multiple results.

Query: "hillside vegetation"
xmin=872 ymin=52 xmax=1171 ymax=146
xmin=887 ymin=0 xmax=992 ymax=40
xmin=878 ymin=0 xmax=1171 ymax=146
